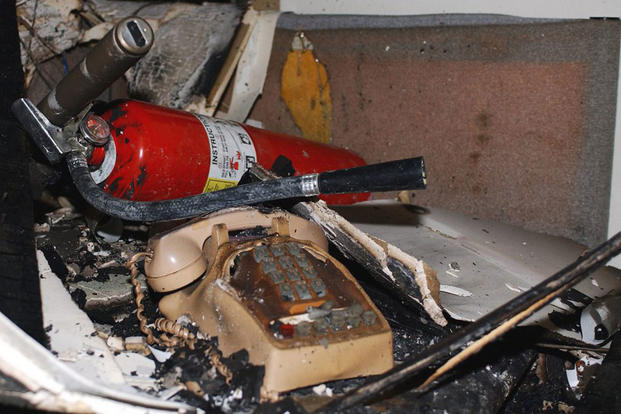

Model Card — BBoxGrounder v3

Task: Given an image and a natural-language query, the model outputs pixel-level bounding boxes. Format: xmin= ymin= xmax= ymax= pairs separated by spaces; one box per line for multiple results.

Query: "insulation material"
xmin=128 ymin=3 xmax=241 ymax=109
xmin=37 ymin=250 xmax=125 ymax=385
xmin=281 ymin=32 xmax=332 ymax=143
xmin=83 ymin=1 xmax=199 ymax=39
xmin=17 ymin=0 xmax=83 ymax=78
xmin=87 ymin=0 xmax=195 ymax=25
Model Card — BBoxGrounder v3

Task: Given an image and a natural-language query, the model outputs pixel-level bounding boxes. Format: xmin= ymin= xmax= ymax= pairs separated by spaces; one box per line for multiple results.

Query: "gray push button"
xmin=278 ymin=256 xmax=295 ymax=271
xmin=285 ymin=242 xmax=302 ymax=256
xmin=294 ymin=281 xmax=312 ymax=300
xmin=345 ymin=303 xmax=364 ymax=317
xmin=294 ymin=254 xmax=310 ymax=268
xmin=261 ymin=259 xmax=277 ymax=274
xmin=270 ymin=244 xmax=286 ymax=257
xmin=302 ymin=266 xmax=318 ymax=279
xmin=348 ymin=315 xmax=362 ymax=328
xmin=313 ymin=318 xmax=329 ymax=334
xmin=266 ymin=269 xmax=285 ymax=284
xmin=253 ymin=245 xmax=270 ymax=263
xmin=310 ymin=278 xmax=326 ymax=297
xmin=330 ymin=311 xmax=346 ymax=331
xmin=286 ymin=269 xmax=301 ymax=282
xmin=278 ymin=283 xmax=296 ymax=301
xmin=295 ymin=322 xmax=312 ymax=337
xmin=362 ymin=310 xmax=377 ymax=326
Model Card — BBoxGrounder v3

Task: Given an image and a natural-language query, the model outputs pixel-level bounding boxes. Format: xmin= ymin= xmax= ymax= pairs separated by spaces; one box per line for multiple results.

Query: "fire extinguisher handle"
xmin=317 ymin=157 xmax=427 ymax=194
xmin=37 ymin=17 xmax=154 ymax=127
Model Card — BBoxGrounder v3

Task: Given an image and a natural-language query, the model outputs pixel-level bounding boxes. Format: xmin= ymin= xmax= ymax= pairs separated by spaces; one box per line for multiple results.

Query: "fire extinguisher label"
xmin=195 ymin=114 xmax=257 ymax=192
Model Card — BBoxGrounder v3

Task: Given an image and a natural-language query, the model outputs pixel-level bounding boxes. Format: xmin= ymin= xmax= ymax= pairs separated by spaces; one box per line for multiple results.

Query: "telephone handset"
xmin=144 ymin=207 xmax=393 ymax=399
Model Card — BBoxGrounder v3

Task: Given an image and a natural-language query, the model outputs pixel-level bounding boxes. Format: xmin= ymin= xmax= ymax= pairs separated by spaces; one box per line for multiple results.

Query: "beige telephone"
xmin=144 ymin=207 xmax=393 ymax=399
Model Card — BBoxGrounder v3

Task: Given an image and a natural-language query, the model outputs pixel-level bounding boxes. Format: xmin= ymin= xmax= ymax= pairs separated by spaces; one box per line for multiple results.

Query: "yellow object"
xmin=281 ymin=40 xmax=332 ymax=143
xmin=203 ymin=178 xmax=236 ymax=193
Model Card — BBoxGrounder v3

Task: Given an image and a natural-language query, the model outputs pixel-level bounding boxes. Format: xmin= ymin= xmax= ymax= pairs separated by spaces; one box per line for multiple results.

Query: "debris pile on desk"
xmin=30 ymin=193 xmax=621 ymax=413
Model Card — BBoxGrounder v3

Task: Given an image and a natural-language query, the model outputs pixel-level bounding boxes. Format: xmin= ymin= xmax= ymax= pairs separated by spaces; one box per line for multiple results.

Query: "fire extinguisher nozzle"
xmin=317 ymin=157 xmax=427 ymax=194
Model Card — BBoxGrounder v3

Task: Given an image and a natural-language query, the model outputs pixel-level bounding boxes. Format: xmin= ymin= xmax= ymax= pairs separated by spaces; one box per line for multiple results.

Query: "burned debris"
xmin=1 ymin=2 xmax=621 ymax=414
xmin=24 ymin=184 xmax=621 ymax=413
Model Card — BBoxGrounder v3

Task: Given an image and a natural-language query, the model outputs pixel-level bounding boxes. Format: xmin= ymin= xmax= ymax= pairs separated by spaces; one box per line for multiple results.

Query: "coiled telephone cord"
xmin=126 ymin=252 xmax=233 ymax=384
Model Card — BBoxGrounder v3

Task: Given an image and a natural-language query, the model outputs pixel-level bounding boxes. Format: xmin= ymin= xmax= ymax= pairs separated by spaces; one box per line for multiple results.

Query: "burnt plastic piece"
xmin=577 ymin=333 xmax=621 ymax=413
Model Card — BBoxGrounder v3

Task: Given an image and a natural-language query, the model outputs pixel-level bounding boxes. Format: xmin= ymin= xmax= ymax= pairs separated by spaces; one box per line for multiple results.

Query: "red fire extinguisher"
xmin=89 ymin=100 xmax=370 ymax=205
xmin=15 ymin=16 xmax=425 ymax=222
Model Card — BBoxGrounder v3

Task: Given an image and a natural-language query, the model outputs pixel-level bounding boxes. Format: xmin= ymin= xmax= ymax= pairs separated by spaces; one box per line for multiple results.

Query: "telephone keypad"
xmin=244 ymin=241 xmax=382 ymax=339
xmin=256 ymin=242 xmax=328 ymax=303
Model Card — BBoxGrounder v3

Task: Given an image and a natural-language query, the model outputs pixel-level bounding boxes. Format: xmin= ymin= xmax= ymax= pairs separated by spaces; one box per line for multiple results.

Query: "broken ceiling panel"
xmin=334 ymin=201 xmax=621 ymax=330
xmin=38 ymin=250 xmax=125 ymax=385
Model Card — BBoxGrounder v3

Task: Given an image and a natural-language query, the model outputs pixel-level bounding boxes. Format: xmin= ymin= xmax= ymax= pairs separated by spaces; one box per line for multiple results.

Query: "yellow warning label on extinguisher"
xmin=194 ymin=114 xmax=257 ymax=193
xmin=203 ymin=178 xmax=236 ymax=192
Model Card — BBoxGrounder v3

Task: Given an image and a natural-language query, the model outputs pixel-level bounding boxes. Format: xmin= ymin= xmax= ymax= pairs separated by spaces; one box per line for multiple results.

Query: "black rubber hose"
xmin=66 ymin=152 xmax=318 ymax=221
xmin=67 ymin=152 xmax=427 ymax=221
